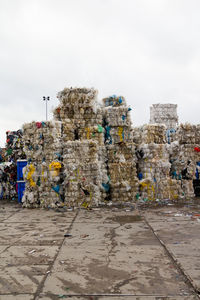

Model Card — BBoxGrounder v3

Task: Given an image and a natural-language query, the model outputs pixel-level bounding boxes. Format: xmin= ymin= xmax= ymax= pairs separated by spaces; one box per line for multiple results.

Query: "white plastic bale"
xmin=149 ymin=103 xmax=178 ymax=130
xmin=63 ymin=140 xmax=107 ymax=207
xmin=103 ymin=107 xmax=132 ymax=127
xmin=176 ymin=123 xmax=200 ymax=145
xmin=22 ymin=121 xmax=63 ymax=208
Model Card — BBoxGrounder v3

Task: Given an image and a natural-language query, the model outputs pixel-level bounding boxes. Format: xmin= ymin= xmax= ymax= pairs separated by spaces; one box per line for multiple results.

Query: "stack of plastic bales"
xmin=102 ymin=95 xmax=138 ymax=204
xmin=169 ymin=123 xmax=200 ymax=198
xmin=63 ymin=140 xmax=106 ymax=208
xmin=22 ymin=121 xmax=63 ymax=208
xmin=103 ymin=96 xmax=132 ymax=145
xmin=56 ymin=87 xmax=108 ymax=207
xmin=150 ymin=104 xmax=178 ymax=144
xmin=136 ymin=124 xmax=182 ymax=201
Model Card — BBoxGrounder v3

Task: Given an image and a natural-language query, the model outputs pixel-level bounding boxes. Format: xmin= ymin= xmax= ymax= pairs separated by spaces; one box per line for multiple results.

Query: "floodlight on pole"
xmin=43 ymin=96 xmax=50 ymax=121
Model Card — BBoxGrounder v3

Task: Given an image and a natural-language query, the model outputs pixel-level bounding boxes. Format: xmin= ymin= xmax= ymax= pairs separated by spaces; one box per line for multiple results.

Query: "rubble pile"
xmin=22 ymin=121 xmax=63 ymax=208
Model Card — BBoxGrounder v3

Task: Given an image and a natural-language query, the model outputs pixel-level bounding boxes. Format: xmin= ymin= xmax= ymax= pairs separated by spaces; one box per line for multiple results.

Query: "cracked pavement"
xmin=0 ymin=201 xmax=200 ymax=300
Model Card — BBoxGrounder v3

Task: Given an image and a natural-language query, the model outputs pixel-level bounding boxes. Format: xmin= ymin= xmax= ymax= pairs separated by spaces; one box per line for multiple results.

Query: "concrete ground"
xmin=0 ymin=200 xmax=200 ymax=300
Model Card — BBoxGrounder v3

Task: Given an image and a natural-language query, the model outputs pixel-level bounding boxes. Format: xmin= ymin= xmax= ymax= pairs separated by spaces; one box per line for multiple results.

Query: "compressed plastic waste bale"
xmin=149 ymin=103 xmax=178 ymax=130
xmin=6 ymin=130 xmax=26 ymax=162
xmin=103 ymin=107 xmax=132 ymax=127
xmin=102 ymin=95 xmax=138 ymax=204
xmin=63 ymin=140 xmax=106 ymax=208
xmin=3 ymin=130 xmax=26 ymax=199
xmin=169 ymin=141 xmax=200 ymax=180
xmin=106 ymin=143 xmax=136 ymax=163
xmin=78 ymin=125 xmax=105 ymax=145
xmin=22 ymin=121 xmax=63 ymax=208
xmin=102 ymin=95 xmax=126 ymax=107
xmin=55 ymin=87 xmax=102 ymax=126
xmin=139 ymin=124 xmax=167 ymax=144
xmin=176 ymin=123 xmax=200 ymax=145
xmin=0 ymin=162 xmax=16 ymax=200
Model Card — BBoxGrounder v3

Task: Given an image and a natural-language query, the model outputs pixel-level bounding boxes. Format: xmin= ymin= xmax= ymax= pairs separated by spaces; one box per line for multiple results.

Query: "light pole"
xmin=43 ymin=96 xmax=50 ymax=121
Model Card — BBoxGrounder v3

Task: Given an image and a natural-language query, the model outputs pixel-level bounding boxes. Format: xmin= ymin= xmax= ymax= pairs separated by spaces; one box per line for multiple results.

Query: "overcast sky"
xmin=0 ymin=0 xmax=200 ymax=147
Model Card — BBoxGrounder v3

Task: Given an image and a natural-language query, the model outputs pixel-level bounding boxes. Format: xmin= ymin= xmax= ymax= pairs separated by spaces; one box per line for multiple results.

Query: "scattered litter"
xmin=64 ymin=234 xmax=72 ymax=238
xmin=28 ymin=249 xmax=36 ymax=254
xmin=81 ymin=234 xmax=89 ymax=238
xmin=125 ymin=225 xmax=132 ymax=229
xmin=174 ymin=213 xmax=183 ymax=217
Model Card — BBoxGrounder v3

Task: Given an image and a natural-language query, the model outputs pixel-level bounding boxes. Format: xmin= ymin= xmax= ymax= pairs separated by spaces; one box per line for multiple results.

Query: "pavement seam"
xmin=35 ymin=292 xmax=198 ymax=298
xmin=1 ymin=210 xmax=21 ymax=222
xmin=144 ymin=217 xmax=200 ymax=299
xmin=33 ymin=209 xmax=80 ymax=300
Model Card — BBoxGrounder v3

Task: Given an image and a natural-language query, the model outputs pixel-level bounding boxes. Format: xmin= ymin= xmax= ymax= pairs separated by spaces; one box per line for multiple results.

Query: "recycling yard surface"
xmin=0 ymin=200 xmax=200 ymax=300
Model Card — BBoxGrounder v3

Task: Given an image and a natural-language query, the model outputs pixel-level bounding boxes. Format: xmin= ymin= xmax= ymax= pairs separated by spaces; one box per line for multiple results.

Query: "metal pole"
xmin=43 ymin=96 xmax=50 ymax=121
xmin=46 ymin=99 xmax=47 ymax=121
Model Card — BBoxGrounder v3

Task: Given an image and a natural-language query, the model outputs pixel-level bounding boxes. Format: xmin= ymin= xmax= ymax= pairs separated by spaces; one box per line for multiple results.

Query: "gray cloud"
xmin=0 ymin=0 xmax=200 ymax=147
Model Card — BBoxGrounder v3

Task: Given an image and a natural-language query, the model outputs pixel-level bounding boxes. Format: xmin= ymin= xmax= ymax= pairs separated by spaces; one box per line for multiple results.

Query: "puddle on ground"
xmin=108 ymin=215 xmax=142 ymax=224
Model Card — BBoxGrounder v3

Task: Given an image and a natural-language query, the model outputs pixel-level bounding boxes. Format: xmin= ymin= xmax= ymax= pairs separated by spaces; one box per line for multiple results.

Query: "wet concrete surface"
xmin=0 ymin=200 xmax=199 ymax=299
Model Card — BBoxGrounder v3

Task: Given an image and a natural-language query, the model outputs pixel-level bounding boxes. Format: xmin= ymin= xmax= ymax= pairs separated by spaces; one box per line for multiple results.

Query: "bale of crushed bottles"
xmin=139 ymin=124 xmax=167 ymax=144
xmin=63 ymin=140 xmax=107 ymax=208
xmin=102 ymin=95 xmax=126 ymax=107
xmin=176 ymin=123 xmax=200 ymax=145
xmin=169 ymin=141 xmax=200 ymax=180
xmin=102 ymin=96 xmax=138 ymax=204
xmin=22 ymin=121 xmax=63 ymax=208
xmin=3 ymin=130 xmax=26 ymax=199
xmin=6 ymin=130 xmax=26 ymax=162
xmin=54 ymin=87 xmax=103 ymax=127
xmin=0 ymin=162 xmax=17 ymax=200
xmin=149 ymin=103 xmax=178 ymax=130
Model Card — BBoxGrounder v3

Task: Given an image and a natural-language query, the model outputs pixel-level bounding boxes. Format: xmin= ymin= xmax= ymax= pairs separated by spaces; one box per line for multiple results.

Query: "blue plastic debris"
xmin=105 ymin=126 xmax=112 ymax=144
xmin=102 ymin=183 xmax=110 ymax=192
xmin=138 ymin=173 xmax=143 ymax=180
xmin=52 ymin=185 xmax=60 ymax=193
xmin=166 ymin=128 xmax=176 ymax=144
